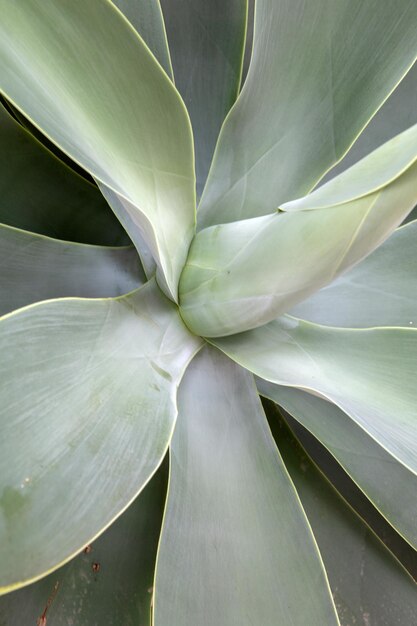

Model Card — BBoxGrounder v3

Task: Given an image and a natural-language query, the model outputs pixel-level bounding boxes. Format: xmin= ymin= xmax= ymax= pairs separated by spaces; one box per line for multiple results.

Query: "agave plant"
xmin=0 ymin=0 xmax=416 ymax=624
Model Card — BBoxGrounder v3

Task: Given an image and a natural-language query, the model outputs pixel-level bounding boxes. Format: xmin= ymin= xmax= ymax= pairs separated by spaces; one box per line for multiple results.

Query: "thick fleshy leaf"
xmin=323 ymin=61 xmax=417 ymax=181
xmin=0 ymin=103 xmax=126 ymax=245
xmin=198 ymin=0 xmax=417 ymax=227
xmin=282 ymin=123 xmax=417 ymax=211
xmin=0 ymin=464 xmax=167 ymax=625
xmin=0 ymin=0 xmax=196 ymax=300
xmin=0 ymin=279 xmax=202 ymax=593
xmin=154 ymin=347 xmax=339 ymax=626
xmin=290 ymin=220 xmax=417 ymax=328
xmin=160 ymin=0 xmax=247 ymax=196
xmin=212 ymin=318 xmax=417 ymax=475
xmin=180 ymin=152 xmax=417 ymax=336
xmin=112 ymin=0 xmax=173 ymax=77
xmin=0 ymin=224 xmax=144 ymax=316
xmin=274 ymin=415 xmax=417 ymax=626
xmin=259 ymin=382 xmax=417 ymax=549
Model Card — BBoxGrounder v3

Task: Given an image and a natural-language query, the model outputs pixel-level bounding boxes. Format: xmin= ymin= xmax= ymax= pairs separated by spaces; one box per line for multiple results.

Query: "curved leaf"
xmin=160 ymin=0 xmax=247 ymax=196
xmin=0 ymin=224 xmax=144 ymax=316
xmin=180 ymin=152 xmax=417 ymax=336
xmin=0 ymin=103 xmax=126 ymax=245
xmin=282 ymin=123 xmax=417 ymax=211
xmin=259 ymin=382 xmax=417 ymax=549
xmin=154 ymin=347 xmax=339 ymax=626
xmin=276 ymin=417 xmax=417 ymax=626
xmin=290 ymin=220 xmax=417 ymax=328
xmin=198 ymin=0 xmax=417 ymax=227
xmin=0 ymin=279 xmax=202 ymax=593
xmin=212 ymin=318 xmax=417 ymax=475
xmin=323 ymin=61 xmax=417 ymax=181
xmin=0 ymin=464 xmax=167 ymax=626
xmin=112 ymin=0 xmax=173 ymax=77
xmin=0 ymin=0 xmax=195 ymax=300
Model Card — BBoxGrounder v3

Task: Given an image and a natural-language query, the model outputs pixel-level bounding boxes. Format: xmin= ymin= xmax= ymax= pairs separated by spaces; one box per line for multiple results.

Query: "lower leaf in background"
xmin=267 ymin=403 xmax=417 ymax=626
xmin=0 ymin=461 xmax=167 ymax=626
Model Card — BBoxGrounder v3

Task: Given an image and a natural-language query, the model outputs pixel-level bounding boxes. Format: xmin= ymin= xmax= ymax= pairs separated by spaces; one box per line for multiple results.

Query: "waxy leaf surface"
xmin=0 ymin=0 xmax=195 ymax=300
xmin=160 ymin=0 xmax=247 ymax=196
xmin=198 ymin=0 xmax=417 ymax=227
xmin=0 ymin=280 xmax=201 ymax=592
xmin=154 ymin=347 xmax=339 ymax=626
xmin=0 ymin=224 xmax=144 ymax=316
xmin=290 ymin=220 xmax=417 ymax=328
xmin=259 ymin=382 xmax=417 ymax=549
xmin=212 ymin=318 xmax=417 ymax=475
xmin=276 ymin=419 xmax=417 ymax=626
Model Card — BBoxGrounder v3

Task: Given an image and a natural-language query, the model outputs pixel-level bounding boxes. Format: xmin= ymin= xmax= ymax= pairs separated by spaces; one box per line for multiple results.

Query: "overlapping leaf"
xmin=180 ymin=128 xmax=417 ymax=336
xmin=0 ymin=103 xmax=126 ymax=245
xmin=0 ymin=279 xmax=201 ymax=593
xmin=259 ymin=383 xmax=417 ymax=548
xmin=160 ymin=0 xmax=247 ymax=195
xmin=112 ymin=0 xmax=173 ymax=77
xmin=0 ymin=224 xmax=144 ymax=316
xmin=0 ymin=465 xmax=167 ymax=626
xmin=198 ymin=0 xmax=417 ymax=227
xmin=154 ymin=347 xmax=339 ymax=626
xmin=276 ymin=417 xmax=417 ymax=626
xmin=290 ymin=220 xmax=417 ymax=328
xmin=212 ymin=318 xmax=417 ymax=475
xmin=0 ymin=0 xmax=195 ymax=300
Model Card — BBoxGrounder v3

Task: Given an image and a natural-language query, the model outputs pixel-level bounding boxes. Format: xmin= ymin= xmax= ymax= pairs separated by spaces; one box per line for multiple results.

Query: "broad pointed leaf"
xmin=0 ymin=224 xmax=144 ymax=316
xmin=0 ymin=103 xmax=126 ymax=245
xmin=0 ymin=463 xmax=167 ymax=625
xmin=0 ymin=0 xmax=195 ymax=300
xmin=275 ymin=416 xmax=417 ymax=626
xmin=290 ymin=220 xmax=417 ymax=328
xmin=212 ymin=318 xmax=417 ymax=475
xmin=154 ymin=347 xmax=339 ymax=626
xmin=259 ymin=382 xmax=417 ymax=549
xmin=160 ymin=0 xmax=247 ymax=196
xmin=112 ymin=0 xmax=173 ymax=77
xmin=198 ymin=0 xmax=417 ymax=228
xmin=180 ymin=138 xmax=417 ymax=336
xmin=0 ymin=279 xmax=202 ymax=593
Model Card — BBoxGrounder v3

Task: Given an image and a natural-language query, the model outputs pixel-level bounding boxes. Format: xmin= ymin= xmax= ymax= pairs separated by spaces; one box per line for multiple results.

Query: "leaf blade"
xmin=0 ymin=279 xmax=202 ymax=592
xmin=0 ymin=0 xmax=196 ymax=299
xmin=198 ymin=0 xmax=417 ymax=227
xmin=154 ymin=347 xmax=340 ymax=626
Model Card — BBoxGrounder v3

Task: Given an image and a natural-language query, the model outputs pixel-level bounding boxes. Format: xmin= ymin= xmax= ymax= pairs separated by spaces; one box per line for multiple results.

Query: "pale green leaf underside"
xmin=290 ymin=220 xmax=417 ymax=328
xmin=160 ymin=0 xmax=247 ymax=196
xmin=154 ymin=347 xmax=339 ymax=626
xmin=259 ymin=382 xmax=417 ymax=549
xmin=180 ymin=133 xmax=417 ymax=336
xmin=212 ymin=318 xmax=417 ymax=476
xmin=0 ymin=466 xmax=166 ymax=626
xmin=0 ymin=103 xmax=126 ymax=245
xmin=198 ymin=0 xmax=417 ymax=228
xmin=0 ymin=224 xmax=144 ymax=317
xmin=0 ymin=0 xmax=195 ymax=300
xmin=112 ymin=0 xmax=173 ymax=77
xmin=0 ymin=279 xmax=201 ymax=593
xmin=277 ymin=420 xmax=417 ymax=626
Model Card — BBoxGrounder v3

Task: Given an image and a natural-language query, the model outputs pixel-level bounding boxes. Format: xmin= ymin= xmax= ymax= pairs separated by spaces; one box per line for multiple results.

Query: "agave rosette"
xmin=0 ymin=1 xmax=416 ymax=624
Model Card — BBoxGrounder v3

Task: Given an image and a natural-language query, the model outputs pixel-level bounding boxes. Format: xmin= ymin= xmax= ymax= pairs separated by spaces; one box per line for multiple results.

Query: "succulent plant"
xmin=0 ymin=1 xmax=416 ymax=624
